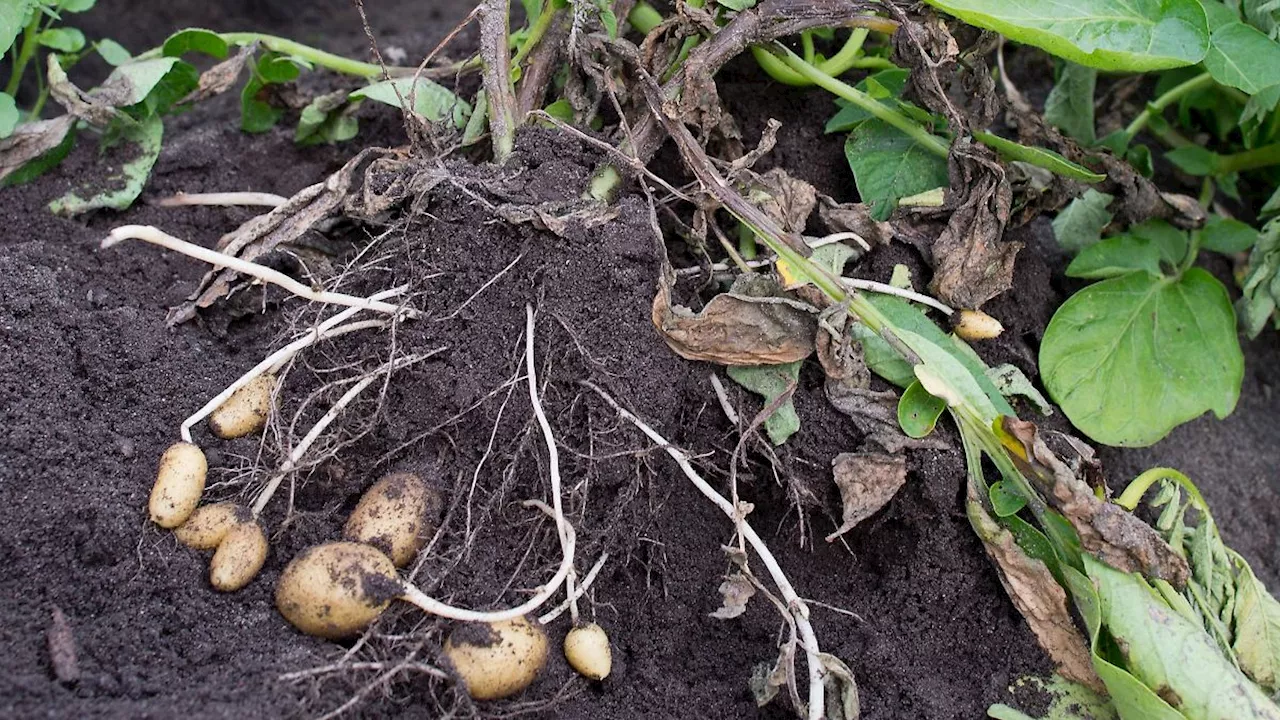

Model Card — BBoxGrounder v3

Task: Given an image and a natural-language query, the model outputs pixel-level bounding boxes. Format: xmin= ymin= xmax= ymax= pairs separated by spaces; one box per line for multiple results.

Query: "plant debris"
xmin=825 ymin=452 xmax=908 ymax=541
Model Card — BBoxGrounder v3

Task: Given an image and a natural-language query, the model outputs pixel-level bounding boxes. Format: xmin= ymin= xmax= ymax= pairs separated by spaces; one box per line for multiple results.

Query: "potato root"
xmin=444 ymin=616 xmax=548 ymax=700
xmin=275 ymin=542 xmax=400 ymax=639
xmin=150 ymin=442 xmax=207 ymax=528
xmin=343 ymin=472 xmax=442 ymax=567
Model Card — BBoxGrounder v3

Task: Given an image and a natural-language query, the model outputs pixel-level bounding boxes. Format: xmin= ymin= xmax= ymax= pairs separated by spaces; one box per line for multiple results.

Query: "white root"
xmin=582 ymin=381 xmax=829 ymax=720
xmin=101 ymin=225 xmax=419 ymax=319
xmin=250 ymin=350 xmax=444 ymax=517
xmin=180 ymin=286 xmax=410 ymax=443
xmin=841 ymin=276 xmax=954 ymax=316
xmin=154 ymin=191 xmax=289 ymax=208
xmin=538 ymin=551 xmax=609 ymax=625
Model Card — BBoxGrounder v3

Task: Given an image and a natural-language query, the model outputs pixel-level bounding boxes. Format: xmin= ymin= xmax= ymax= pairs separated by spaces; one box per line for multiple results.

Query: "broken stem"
xmin=102 ymin=225 xmax=419 ymax=319
xmin=581 ymin=381 xmax=828 ymax=720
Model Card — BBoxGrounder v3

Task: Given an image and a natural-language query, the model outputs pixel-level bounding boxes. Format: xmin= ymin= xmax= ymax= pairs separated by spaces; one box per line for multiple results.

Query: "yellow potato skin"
xmin=343 ymin=472 xmax=441 ymax=568
xmin=445 ymin=616 xmax=549 ymax=700
xmin=564 ymin=622 xmax=612 ymax=680
xmin=210 ymin=521 xmax=268 ymax=592
xmin=275 ymin=542 xmax=398 ymax=639
xmin=150 ymin=442 xmax=207 ymax=528
xmin=953 ymin=309 xmax=1004 ymax=341
xmin=175 ymin=502 xmax=246 ymax=550
xmin=209 ymin=374 xmax=275 ymax=440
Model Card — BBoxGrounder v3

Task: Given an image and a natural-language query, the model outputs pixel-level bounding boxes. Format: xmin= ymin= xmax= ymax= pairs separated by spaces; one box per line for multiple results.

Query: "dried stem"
xmin=480 ymin=0 xmax=518 ymax=162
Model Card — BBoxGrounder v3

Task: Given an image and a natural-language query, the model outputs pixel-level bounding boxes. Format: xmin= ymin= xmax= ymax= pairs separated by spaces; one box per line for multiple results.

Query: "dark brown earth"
xmin=2 ymin=2 xmax=1278 ymax=720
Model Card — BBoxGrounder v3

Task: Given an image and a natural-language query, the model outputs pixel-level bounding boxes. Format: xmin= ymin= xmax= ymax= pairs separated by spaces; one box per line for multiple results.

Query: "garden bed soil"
xmin=2 ymin=2 xmax=1278 ymax=719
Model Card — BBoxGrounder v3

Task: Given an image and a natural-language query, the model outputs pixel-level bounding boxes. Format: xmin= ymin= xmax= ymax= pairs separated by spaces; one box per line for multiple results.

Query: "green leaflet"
xmin=1044 ymin=62 xmax=1098 ymax=145
xmin=352 ymin=76 xmax=472 ymax=129
xmin=0 ymin=0 xmax=33 ymax=57
xmin=1052 ymin=190 xmax=1115 ymax=252
xmin=1201 ymin=214 xmax=1259 ymax=254
xmin=49 ymin=114 xmax=163 ymax=215
xmin=973 ymin=131 xmax=1105 ymax=182
xmin=897 ymin=380 xmax=946 ymax=438
xmin=726 ymin=361 xmax=802 ymax=445
xmin=295 ymin=90 xmax=359 ymax=145
xmin=1204 ymin=21 xmax=1280 ymax=93
xmin=1233 ymin=558 xmax=1280 ymax=693
xmin=37 ymin=27 xmax=86 ymax=53
xmin=843 ymin=118 xmax=949 ymax=211
xmin=1065 ymin=220 xmax=1188 ymax=279
xmin=988 ymin=674 xmax=1117 ymax=720
xmin=824 ymin=69 xmax=910 ymax=133
xmin=0 ymin=93 xmax=16 ymax=139
xmin=920 ymin=0 xmax=1210 ymax=72
xmin=900 ymin=328 xmax=1002 ymax=423
xmin=95 ymin=38 xmax=132 ymax=66
xmin=1040 ymin=267 xmax=1242 ymax=447
xmin=161 ymin=28 xmax=229 ymax=59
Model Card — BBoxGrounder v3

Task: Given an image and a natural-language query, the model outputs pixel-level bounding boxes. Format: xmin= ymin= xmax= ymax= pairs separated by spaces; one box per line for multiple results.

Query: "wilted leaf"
xmin=818 ymin=653 xmax=861 ymax=720
xmin=653 ymin=272 xmax=817 ymax=366
xmin=988 ymin=674 xmax=1117 ymax=720
xmin=710 ymin=572 xmax=757 ymax=619
xmin=1238 ymin=218 xmax=1280 ymax=338
xmin=180 ymin=43 xmax=254 ymax=105
xmin=1044 ymin=62 xmax=1098 ymax=145
xmin=295 ymin=90 xmax=359 ymax=146
xmin=986 ymin=364 xmax=1053 ymax=416
xmin=49 ymin=114 xmax=163 ymax=215
xmin=1000 ymin=418 xmax=1189 ymax=586
xmin=973 ymin=131 xmax=1104 ymax=183
xmin=91 ymin=57 xmax=198 ymax=113
xmin=1233 ymin=558 xmax=1280 ymax=693
xmin=817 ymin=196 xmax=895 ymax=247
xmin=968 ymin=482 xmax=1102 ymax=691
xmin=727 ymin=361 xmax=802 ymax=445
xmin=0 ymin=115 xmax=75 ymax=184
xmin=750 ymin=649 xmax=791 ymax=707
xmin=1052 ymin=189 xmax=1114 ymax=253
xmin=745 ymin=168 xmax=816 ymax=234
xmin=826 ymin=452 xmax=907 ymax=541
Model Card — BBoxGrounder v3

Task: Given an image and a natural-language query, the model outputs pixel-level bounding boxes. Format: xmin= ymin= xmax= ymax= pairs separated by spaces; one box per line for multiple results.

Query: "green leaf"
xmin=351 ymin=76 xmax=472 ymax=129
xmin=95 ymin=38 xmax=131 ymax=66
xmin=843 ymin=118 xmax=949 ymax=209
xmin=1066 ymin=221 xmax=1188 ymax=279
xmin=715 ymin=0 xmax=757 ymax=10
xmin=543 ymin=97 xmax=573 ymax=123
xmin=1 ymin=1 xmax=34 ymax=57
xmin=726 ymin=362 xmax=802 ymax=445
xmin=1204 ymin=21 xmax=1280 ymax=94
xmin=37 ymin=27 xmax=85 ymax=52
xmin=1241 ymin=84 xmax=1280 ymax=142
xmin=95 ymin=57 xmax=197 ymax=111
xmin=989 ymin=480 xmax=1028 ymax=517
xmin=824 ymin=69 xmax=910 ymax=133
xmin=919 ymin=0 xmax=1210 ymax=72
xmin=973 ymin=131 xmax=1105 ymax=182
xmin=57 ymin=0 xmax=96 ymax=12
xmin=1233 ymin=558 xmax=1280 ymax=692
xmin=1201 ymin=215 xmax=1259 ymax=254
xmin=295 ymin=91 xmax=359 ymax=146
xmin=1165 ymin=145 xmax=1222 ymax=175
xmin=0 ymin=93 xmax=17 ymax=139
xmin=256 ymin=52 xmax=301 ymax=83
xmin=1044 ymin=61 xmax=1098 ymax=144
xmin=48 ymin=113 xmax=162 ymax=214
xmin=240 ymin=75 xmax=280 ymax=133
xmin=1041 ymin=268 xmax=1243 ymax=447
xmin=897 ymin=380 xmax=946 ymax=438
xmin=161 ymin=28 xmax=228 ymax=59
xmin=1237 ymin=219 xmax=1280 ymax=337
xmin=1052 ymin=189 xmax=1115 ymax=252
xmin=900 ymin=329 xmax=1002 ymax=422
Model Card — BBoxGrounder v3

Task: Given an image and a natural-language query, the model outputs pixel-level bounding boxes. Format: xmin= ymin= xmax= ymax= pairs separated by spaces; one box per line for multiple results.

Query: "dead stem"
xmin=480 ymin=0 xmax=518 ymax=162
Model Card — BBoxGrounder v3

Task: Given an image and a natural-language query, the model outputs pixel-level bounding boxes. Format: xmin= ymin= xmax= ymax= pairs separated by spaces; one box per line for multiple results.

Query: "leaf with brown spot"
xmin=824 ymin=383 xmax=949 ymax=454
xmin=180 ymin=43 xmax=255 ymax=105
xmin=817 ymin=195 xmax=895 ymax=247
xmin=743 ymin=168 xmax=817 ymax=235
xmin=653 ymin=271 xmax=817 ymax=366
xmin=826 ymin=452 xmax=907 ymax=541
xmin=0 ymin=116 xmax=74 ymax=183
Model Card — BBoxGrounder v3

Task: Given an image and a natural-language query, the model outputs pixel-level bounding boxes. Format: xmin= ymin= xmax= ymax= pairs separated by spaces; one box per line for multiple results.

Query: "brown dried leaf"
xmin=826 ymin=452 xmax=908 ymax=541
xmin=817 ymin=196 xmax=895 ymax=247
xmin=711 ymin=572 xmax=757 ymax=619
xmin=824 ymin=383 xmax=949 ymax=454
xmin=181 ymin=44 xmax=255 ymax=105
xmin=743 ymin=168 xmax=816 ymax=235
xmin=47 ymin=606 xmax=79 ymax=685
xmin=47 ymin=55 xmax=118 ymax=127
xmin=966 ymin=479 xmax=1103 ymax=692
xmin=0 ymin=116 xmax=74 ymax=183
xmin=653 ymin=271 xmax=817 ymax=366
xmin=1001 ymin=417 xmax=1190 ymax=586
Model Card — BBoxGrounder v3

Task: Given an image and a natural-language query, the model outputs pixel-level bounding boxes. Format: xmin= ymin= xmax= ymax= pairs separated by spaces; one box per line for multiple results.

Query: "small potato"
xmin=343 ymin=472 xmax=442 ymax=567
xmin=150 ymin=442 xmax=207 ymax=529
xmin=209 ymin=374 xmax=276 ymax=440
xmin=953 ymin=309 xmax=1004 ymax=341
xmin=175 ymin=502 xmax=247 ymax=550
xmin=564 ymin=622 xmax=611 ymax=680
xmin=210 ymin=520 xmax=268 ymax=592
xmin=445 ymin=616 xmax=548 ymax=700
xmin=275 ymin=542 xmax=401 ymax=639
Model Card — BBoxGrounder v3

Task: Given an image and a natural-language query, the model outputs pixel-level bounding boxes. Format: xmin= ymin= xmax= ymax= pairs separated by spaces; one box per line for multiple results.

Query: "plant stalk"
xmin=4 ymin=15 xmax=41 ymax=97
xmin=511 ymin=3 xmax=558 ymax=68
xmin=628 ymin=1 xmax=663 ymax=34
xmin=1216 ymin=141 xmax=1280 ymax=174
xmin=1123 ymin=72 xmax=1215 ymax=143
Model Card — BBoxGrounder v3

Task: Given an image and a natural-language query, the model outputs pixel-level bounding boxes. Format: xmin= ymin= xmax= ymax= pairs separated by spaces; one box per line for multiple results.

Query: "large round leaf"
xmin=1040 ymin=269 xmax=1242 ymax=447
xmin=922 ymin=0 xmax=1209 ymax=72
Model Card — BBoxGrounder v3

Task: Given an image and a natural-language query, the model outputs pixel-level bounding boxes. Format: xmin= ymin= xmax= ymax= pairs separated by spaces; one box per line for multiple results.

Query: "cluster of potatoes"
xmin=146 ymin=372 xmax=611 ymax=700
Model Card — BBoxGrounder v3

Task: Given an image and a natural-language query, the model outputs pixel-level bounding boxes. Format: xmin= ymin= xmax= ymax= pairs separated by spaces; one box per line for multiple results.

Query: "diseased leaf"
xmin=1237 ymin=218 xmax=1280 ymax=337
xmin=897 ymin=380 xmax=946 ymax=438
xmin=1234 ymin=558 xmax=1280 ymax=692
xmin=1040 ymin=269 xmax=1242 ymax=446
xmin=92 ymin=57 xmax=198 ymax=112
xmin=920 ymin=0 xmax=1211 ymax=72
xmin=0 ymin=115 xmax=75 ymax=184
xmin=1044 ymin=61 xmax=1098 ymax=144
xmin=986 ymin=364 xmax=1053 ymax=415
xmin=988 ymin=674 xmax=1117 ymax=720
xmin=727 ymin=361 xmax=802 ymax=445
xmin=1052 ymin=190 xmax=1114 ymax=252
xmin=973 ymin=131 xmax=1104 ymax=182
xmin=295 ymin=90 xmax=359 ymax=146
xmin=49 ymin=113 xmax=162 ymax=214
xmin=826 ymin=452 xmax=907 ymax=541
xmin=843 ymin=118 xmax=949 ymax=209
xmin=181 ymin=43 xmax=253 ymax=105
xmin=1204 ymin=21 xmax=1280 ymax=94
xmin=352 ymin=76 xmax=472 ymax=128
xmin=710 ymin=572 xmax=756 ymax=619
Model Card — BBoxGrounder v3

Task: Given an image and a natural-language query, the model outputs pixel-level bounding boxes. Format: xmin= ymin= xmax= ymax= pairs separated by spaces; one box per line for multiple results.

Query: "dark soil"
xmin=2 ymin=3 xmax=1278 ymax=720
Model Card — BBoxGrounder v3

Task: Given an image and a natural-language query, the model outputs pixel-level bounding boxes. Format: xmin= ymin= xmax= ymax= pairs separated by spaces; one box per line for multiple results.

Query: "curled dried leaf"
xmin=711 ymin=572 xmax=757 ymax=619
xmin=181 ymin=43 xmax=255 ymax=105
xmin=826 ymin=452 xmax=907 ymax=541
xmin=0 ymin=115 xmax=74 ymax=183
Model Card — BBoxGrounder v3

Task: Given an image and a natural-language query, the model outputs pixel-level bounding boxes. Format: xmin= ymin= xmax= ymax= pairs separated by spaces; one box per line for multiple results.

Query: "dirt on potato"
xmin=2 ymin=2 xmax=1279 ymax=720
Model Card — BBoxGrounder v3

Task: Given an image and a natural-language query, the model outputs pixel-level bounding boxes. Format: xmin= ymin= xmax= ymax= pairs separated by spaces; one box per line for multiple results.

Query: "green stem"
xmin=512 ymin=5 xmax=558 ymax=68
xmin=5 ymin=15 xmax=41 ymax=97
xmin=1115 ymin=467 xmax=1209 ymax=514
xmin=801 ymin=30 xmax=816 ymax=63
xmin=1216 ymin=141 xmax=1280 ymax=174
xmin=751 ymin=28 xmax=890 ymax=87
xmin=1123 ymin=72 xmax=1215 ymax=144
xmin=28 ymin=56 xmax=46 ymax=120
xmin=771 ymin=44 xmax=949 ymax=158
xmin=137 ymin=32 xmax=412 ymax=79
xmin=628 ymin=1 xmax=663 ymax=35
xmin=1178 ymin=226 xmax=1202 ymax=275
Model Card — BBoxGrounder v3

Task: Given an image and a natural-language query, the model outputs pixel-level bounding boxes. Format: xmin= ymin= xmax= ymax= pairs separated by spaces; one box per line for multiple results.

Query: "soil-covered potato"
xmin=564 ymin=622 xmax=611 ymax=680
xmin=275 ymin=541 xmax=401 ymax=639
xmin=208 ymin=374 xmax=275 ymax=439
xmin=175 ymin=502 xmax=247 ymax=550
xmin=342 ymin=471 xmax=442 ymax=567
xmin=445 ymin=616 xmax=549 ymax=700
xmin=150 ymin=442 xmax=207 ymax=528
xmin=210 ymin=520 xmax=268 ymax=592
